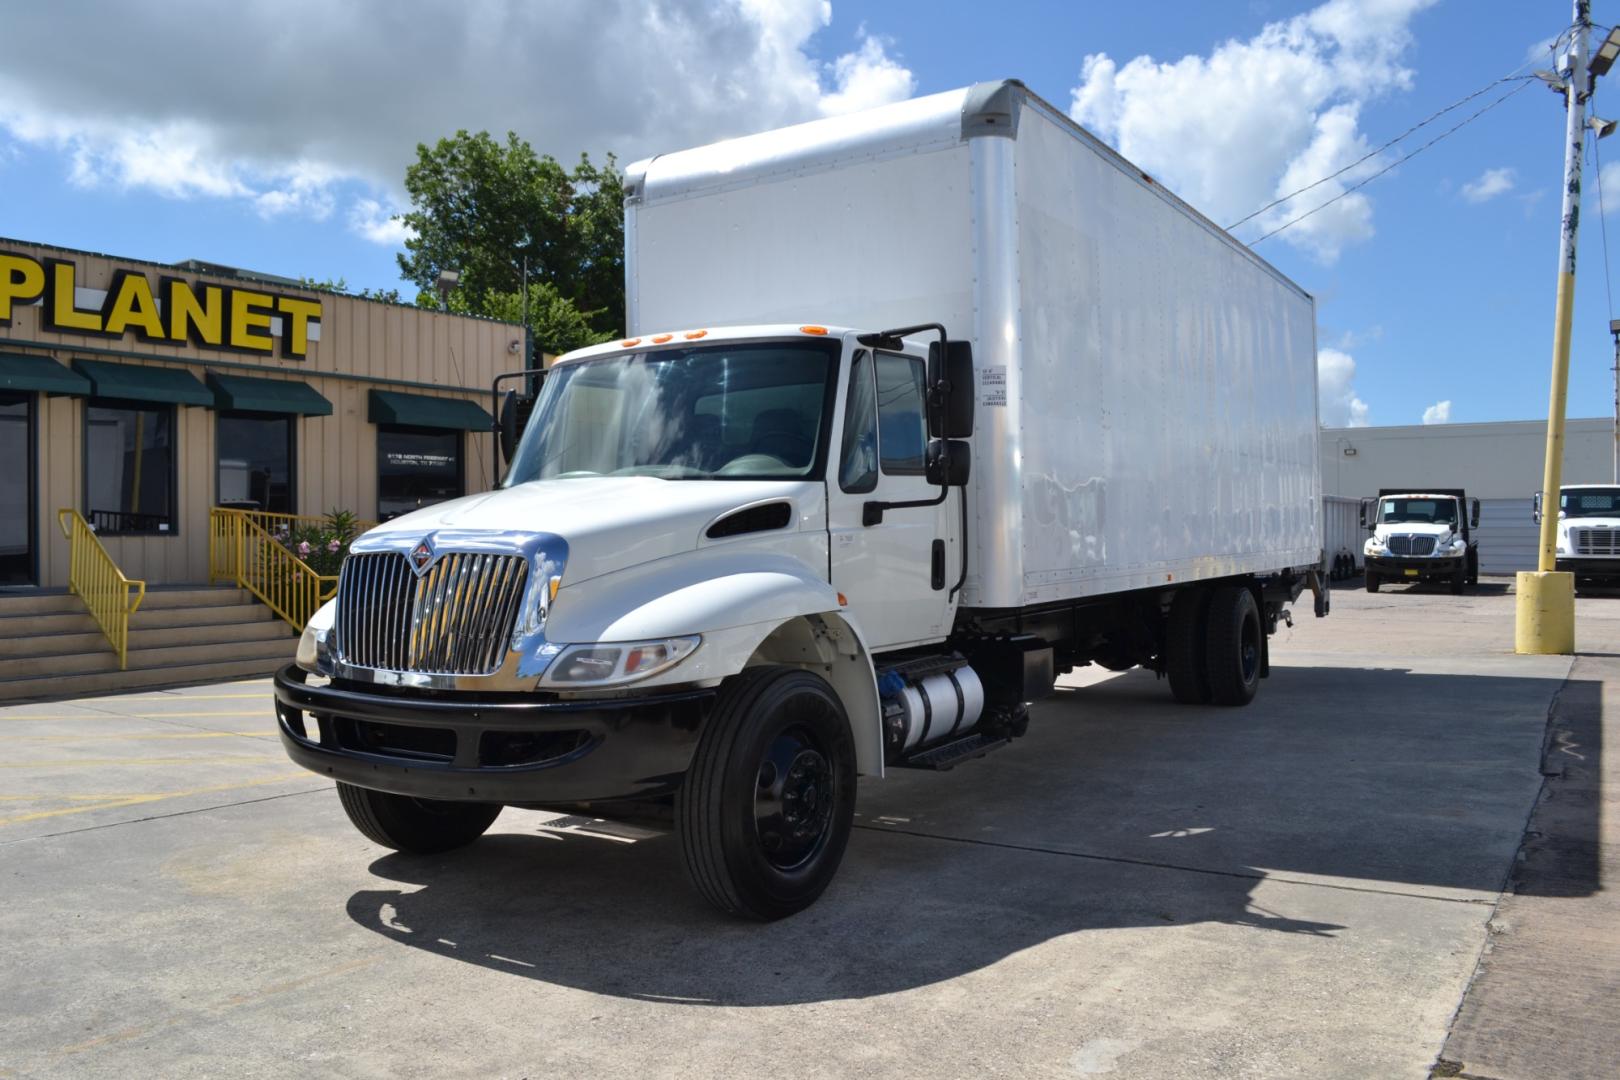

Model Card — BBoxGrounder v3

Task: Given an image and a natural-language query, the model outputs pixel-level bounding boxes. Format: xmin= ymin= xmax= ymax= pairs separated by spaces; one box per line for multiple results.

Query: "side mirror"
xmin=926 ymin=340 xmax=975 ymax=439
xmin=1470 ymin=498 xmax=1480 ymax=529
xmin=1359 ymin=498 xmax=1373 ymax=529
xmin=925 ymin=439 xmax=971 ymax=487
xmin=1532 ymin=492 xmax=1541 ymax=523
xmin=498 ymin=389 xmax=520 ymax=464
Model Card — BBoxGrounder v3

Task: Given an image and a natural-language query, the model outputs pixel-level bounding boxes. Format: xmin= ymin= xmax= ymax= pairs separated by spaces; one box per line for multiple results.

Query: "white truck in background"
xmin=276 ymin=80 xmax=1327 ymax=920
xmin=1540 ymin=484 xmax=1620 ymax=590
xmin=1361 ymin=489 xmax=1480 ymax=593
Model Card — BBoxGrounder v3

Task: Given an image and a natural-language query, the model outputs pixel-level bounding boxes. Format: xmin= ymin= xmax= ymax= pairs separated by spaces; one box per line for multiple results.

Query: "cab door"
xmin=826 ymin=344 xmax=956 ymax=649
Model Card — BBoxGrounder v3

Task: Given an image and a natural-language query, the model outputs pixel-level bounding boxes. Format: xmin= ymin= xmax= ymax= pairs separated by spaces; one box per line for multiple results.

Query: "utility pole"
xmin=1611 ymin=319 xmax=1620 ymax=483
xmin=1518 ymin=0 xmax=1590 ymax=654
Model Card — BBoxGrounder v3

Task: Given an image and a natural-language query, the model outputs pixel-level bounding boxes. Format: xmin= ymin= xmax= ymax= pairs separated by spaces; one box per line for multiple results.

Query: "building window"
xmin=217 ymin=412 xmax=295 ymax=513
xmin=85 ymin=401 xmax=176 ymax=535
xmin=377 ymin=426 xmax=463 ymax=522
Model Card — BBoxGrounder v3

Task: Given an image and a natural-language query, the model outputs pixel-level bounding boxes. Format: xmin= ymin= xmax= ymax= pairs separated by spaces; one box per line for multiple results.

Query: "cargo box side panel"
xmin=630 ymin=144 xmax=975 ymax=337
xmin=1011 ymin=104 xmax=1321 ymax=605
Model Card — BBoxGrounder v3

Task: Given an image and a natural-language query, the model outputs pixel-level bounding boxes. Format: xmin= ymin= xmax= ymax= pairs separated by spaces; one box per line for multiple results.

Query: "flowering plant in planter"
xmin=277 ymin=509 xmax=362 ymax=577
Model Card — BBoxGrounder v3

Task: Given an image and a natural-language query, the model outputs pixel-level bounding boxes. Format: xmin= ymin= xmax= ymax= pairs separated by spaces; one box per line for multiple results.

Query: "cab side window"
xmin=876 ymin=352 xmax=927 ymax=475
xmin=839 ymin=349 xmax=878 ymax=493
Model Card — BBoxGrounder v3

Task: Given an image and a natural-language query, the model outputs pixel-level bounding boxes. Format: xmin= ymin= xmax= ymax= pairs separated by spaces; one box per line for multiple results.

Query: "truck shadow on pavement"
xmin=343 ymin=663 xmax=1597 ymax=1006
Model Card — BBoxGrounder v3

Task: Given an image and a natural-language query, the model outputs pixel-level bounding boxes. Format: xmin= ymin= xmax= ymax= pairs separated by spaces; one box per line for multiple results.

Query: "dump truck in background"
xmin=1362 ymin=489 xmax=1480 ymax=593
xmin=276 ymin=80 xmax=1327 ymax=919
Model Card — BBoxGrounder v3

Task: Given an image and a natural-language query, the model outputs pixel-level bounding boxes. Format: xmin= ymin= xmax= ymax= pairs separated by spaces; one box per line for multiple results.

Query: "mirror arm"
xmin=863 ymin=484 xmax=948 ymax=527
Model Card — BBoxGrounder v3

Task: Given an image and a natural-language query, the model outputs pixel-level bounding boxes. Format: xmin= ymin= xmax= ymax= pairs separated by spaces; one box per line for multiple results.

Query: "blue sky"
xmin=0 ymin=1 xmax=1607 ymax=429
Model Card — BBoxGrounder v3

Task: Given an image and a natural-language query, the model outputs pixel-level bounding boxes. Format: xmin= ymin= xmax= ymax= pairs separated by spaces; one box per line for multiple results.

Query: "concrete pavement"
xmin=0 ymin=581 xmax=1611 ymax=1078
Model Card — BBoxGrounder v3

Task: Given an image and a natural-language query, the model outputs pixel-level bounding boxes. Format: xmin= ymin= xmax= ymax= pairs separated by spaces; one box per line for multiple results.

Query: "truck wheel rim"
xmin=754 ymin=726 xmax=835 ymax=871
xmin=1241 ymin=615 xmax=1260 ymax=684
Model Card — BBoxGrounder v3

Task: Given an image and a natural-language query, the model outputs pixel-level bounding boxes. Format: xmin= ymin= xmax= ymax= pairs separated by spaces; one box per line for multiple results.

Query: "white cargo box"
xmin=626 ymin=81 xmax=1322 ymax=610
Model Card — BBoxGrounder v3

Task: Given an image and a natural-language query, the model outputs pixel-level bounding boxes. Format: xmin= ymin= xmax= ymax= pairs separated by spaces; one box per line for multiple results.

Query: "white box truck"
xmin=1540 ymin=483 xmax=1620 ymax=589
xmin=276 ymin=81 xmax=1326 ymax=919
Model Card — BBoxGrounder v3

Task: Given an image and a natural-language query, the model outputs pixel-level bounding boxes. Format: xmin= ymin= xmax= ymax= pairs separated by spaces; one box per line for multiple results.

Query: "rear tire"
xmin=676 ymin=665 xmax=856 ymax=920
xmin=1365 ymin=572 xmax=1380 ymax=593
xmin=1205 ymin=585 xmax=1263 ymax=707
xmin=1165 ymin=588 xmax=1212 ymax=704
xmin=336 ymin=783 xmax=501 ymax=854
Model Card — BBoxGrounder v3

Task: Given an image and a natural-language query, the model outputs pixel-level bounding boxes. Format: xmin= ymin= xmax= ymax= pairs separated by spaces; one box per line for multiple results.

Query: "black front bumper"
xmin=273 ymin=665 xmax=713 ymax=804
xmin=1366 ymin=555 xmax=1464 ymax=580
xmin=1556 ymin=558 xmax=1620 ymax=579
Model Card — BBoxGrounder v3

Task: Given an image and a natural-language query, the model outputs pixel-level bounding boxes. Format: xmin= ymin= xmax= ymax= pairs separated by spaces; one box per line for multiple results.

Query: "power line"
xmin=1249 ymin=78 xmax=1534 ymax=247
xmin=1228 ymin=72 xmax=1537 ymax=231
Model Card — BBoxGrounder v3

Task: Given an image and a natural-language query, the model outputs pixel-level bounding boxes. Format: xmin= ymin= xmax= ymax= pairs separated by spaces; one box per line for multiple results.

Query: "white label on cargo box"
xmin=981 ymin=365 xmax=1007 ymax=406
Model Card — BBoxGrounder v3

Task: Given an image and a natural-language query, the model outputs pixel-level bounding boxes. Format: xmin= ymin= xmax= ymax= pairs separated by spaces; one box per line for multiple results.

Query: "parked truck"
xmin=1539 ymin=484 xmax=1620 ymax=589
xmin=1361 ymin=489 xmax=1480 ymax=593
xmin=274 ymin=81 xmax=1327 ymax=919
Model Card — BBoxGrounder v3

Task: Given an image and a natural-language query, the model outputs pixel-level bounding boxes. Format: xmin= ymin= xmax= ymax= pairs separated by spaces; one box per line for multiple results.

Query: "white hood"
xmin=1373 ymin=521 xmax=1456 ymax=541
xmin=362 ymin=477 xmax=822 ymax=585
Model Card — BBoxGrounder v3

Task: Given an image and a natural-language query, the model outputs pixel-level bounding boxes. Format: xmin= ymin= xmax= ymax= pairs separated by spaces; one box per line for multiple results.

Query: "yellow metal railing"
xmin=209 ymin=508 xmax=346 ymax=631
xmin=56 ymin=508 xmax=147 ymax=670
xmin=210 ymin=508 xmax=373 ymax=587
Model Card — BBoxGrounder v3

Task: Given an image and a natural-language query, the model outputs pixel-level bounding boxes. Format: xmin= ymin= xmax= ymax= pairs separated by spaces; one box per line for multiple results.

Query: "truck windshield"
xmin=1380 ymin=498 xmax=1457 ymax=525
xmin=1562 ymin=489 xmax=1620 ymax=516
xmin=504 ymin=340 xmax=837 ymax=484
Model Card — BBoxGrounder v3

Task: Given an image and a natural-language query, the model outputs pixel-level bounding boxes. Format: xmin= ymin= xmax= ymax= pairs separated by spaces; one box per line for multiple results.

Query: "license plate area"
xmin=1404 ymin=568 xmax=1420 ymax=577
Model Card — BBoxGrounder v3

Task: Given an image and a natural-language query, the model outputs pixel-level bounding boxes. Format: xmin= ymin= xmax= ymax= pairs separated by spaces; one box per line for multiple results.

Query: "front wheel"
xmin=336 ymin=783 xmax=501 ymax=854
xmin=1365 ymin=572 xmax=1380 ymax=593
xmin=677 ymin=665 xmax=857 ymax=920
xmin=1204 ymin=585 xmax=1263 ymax=706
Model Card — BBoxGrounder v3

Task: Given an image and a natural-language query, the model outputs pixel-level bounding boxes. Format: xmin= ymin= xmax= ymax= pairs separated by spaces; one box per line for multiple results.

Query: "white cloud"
xmin=1319 ymin=347 xmax=1370 ymax=427
xmin=1422 ymin=399 xmax=1452 ymax=424
xmin=1068 ymin=0 xmax=1439 ymax=263
xmin=1460 ymin=167 xmax=1515 ymax=204
xmin=348 ymin=199 xmax=413 ymax=246
xmin=0 ymin=1 xmax=914 ymax=233
xmin=1601 ymin=162 xmax=1620 ymax=213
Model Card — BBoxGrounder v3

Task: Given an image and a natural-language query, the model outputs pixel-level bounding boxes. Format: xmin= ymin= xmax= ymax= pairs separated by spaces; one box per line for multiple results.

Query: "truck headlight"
xmin=539 ymin=635 xmax=700 ymax=686
xmin=296 ymin=600 xmax=337 ymax=673
xmin=1365 ymin=538 xmax=1386 ymax=555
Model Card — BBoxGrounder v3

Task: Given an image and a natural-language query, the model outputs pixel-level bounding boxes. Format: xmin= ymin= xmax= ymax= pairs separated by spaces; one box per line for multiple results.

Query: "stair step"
xmin=0 ymin=618 xmax=293 ymax=660
xmin=3 ymin=636 xmax=296 ymax=679
xmin=0 ymin=598 xmax=277 ymax=638
xmin=0 ymin=591 xmax=83 ymax=617
xmin=0 ymin=657 xmax=288 ymax=704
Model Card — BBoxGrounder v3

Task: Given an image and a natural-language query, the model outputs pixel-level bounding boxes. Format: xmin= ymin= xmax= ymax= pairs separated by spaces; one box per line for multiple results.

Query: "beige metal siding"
xmin=4 ymin=239 xmax=519 ymax=588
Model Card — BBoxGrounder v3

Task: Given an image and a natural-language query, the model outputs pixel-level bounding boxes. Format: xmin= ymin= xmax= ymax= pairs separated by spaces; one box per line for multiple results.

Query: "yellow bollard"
xmin=1515 ymin=571 xmax=1575 ymax=654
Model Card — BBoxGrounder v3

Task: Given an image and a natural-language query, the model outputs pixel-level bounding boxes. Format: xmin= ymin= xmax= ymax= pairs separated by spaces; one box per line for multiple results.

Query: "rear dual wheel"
xmin=1165 ymin=584 xmax=1263 ymax=707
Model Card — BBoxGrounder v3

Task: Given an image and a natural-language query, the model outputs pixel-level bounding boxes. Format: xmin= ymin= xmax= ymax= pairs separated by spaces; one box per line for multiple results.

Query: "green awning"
xmin=368 ymin=389 xmax=491 ymax=431
xmin=73 ymin=359 xmax=212 ymax=407
xmin=207 ymin=372 xmax=333 ymax=416
xmin=0 ymin=352 xmax=92 ymax=396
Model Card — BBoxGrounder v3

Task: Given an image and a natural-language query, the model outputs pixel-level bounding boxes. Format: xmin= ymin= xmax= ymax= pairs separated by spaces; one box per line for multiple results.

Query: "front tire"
xmin=1165 ymin=587 xmax=1213 ymax=704
xmin=677 ymin=665 xmax=857 ymax=920
xmin=336 ymin=783 xmax=501 ymax=854
xmin=1365 ymin=572 xmax=1380 ymax=593
xmin=1204 ymin=585 xmax=1263 ymax=707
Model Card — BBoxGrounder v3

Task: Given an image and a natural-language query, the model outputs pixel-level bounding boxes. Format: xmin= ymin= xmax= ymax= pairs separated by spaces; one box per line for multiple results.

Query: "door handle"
xmin=931 ymin=539 xmax=946 ymax=590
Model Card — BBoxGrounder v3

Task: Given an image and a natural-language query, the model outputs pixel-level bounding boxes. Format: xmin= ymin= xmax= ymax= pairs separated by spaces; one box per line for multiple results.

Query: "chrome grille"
xmin=335 ymin=552 xmax=529 ymax=675
xmin=1387 ymin=535 xmax=1436 ymax=556
xmin=1574 ymin=528 xmax=1620 ymax=556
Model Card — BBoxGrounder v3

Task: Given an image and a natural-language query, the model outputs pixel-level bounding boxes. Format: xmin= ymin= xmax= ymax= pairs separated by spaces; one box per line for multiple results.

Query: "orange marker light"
xmin=549 ymin=576 xmax=562 ymax=602
xmin=837 ymin=592 xmax=848 ymax=606
xmin=800 ymin=325 xmax=829 ymax=335
xmin=621 ymin=338 xmax=642 ymax=348
xmin=652 ymin=333 xmax=673 ymax=343
xmin=684 ymin=330 xmax=708 ymax=340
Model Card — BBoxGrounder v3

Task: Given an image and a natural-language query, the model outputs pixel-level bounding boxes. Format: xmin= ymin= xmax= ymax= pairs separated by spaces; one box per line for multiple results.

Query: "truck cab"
xmin=1362 ymin=490 xmax=1480 ymax=593
xmin=1542 ymin=484 xmax=1620 ymax=590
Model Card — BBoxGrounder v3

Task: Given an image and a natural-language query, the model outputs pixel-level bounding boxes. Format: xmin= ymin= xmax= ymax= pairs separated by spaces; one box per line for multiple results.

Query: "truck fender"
xmin=543 ymin=552 xmax=886 ymax=776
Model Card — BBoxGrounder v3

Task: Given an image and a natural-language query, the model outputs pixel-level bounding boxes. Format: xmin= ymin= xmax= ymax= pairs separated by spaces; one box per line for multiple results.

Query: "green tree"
xmin=298 ymin=276 xmax=404 ymax=304
xmin=397 ymin=132 xmax=625 ymax=338
xmin=442 ymin=281 xmax=615 ymax=357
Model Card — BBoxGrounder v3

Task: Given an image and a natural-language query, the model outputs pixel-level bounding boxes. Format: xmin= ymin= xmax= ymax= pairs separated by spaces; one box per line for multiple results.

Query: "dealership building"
xmin=0 ymin=238 xmax=521 ymax=591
